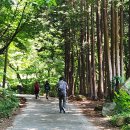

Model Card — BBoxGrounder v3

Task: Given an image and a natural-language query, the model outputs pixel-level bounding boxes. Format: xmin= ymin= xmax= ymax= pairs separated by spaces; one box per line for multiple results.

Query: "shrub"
xmin=121 ymin=125 xmax=130 ymax=130
xmin=113 ymin=89 xmax=130 ymax=114
xmin=0 ymin=89 xmax=19 ymax=118
xmin=110 ymin=112 xmax=130 ymax=129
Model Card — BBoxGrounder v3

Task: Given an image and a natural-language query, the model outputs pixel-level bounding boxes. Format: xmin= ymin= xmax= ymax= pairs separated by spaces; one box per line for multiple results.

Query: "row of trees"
xmin=51 ymin=0 xmax=130 ymax=100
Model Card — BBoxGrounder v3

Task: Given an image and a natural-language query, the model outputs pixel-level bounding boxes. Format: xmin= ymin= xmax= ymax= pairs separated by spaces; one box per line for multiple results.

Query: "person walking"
xmin=57 ymin=77 xmax=68 ymax=113
xmin=34 ymin=81 xmax=40 ymax=99
xmin=44 ymin=80 xmax=50 ymax=99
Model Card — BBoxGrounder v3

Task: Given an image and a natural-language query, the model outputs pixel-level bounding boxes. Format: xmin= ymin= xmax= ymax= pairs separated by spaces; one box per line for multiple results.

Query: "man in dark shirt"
xmin=44 ymin=80 xmax=50 ymax=99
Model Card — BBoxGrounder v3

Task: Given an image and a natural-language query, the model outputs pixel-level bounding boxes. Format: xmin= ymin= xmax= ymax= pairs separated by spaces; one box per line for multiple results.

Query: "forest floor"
xmin=0 ymin=96 xmax=120 ymax=130
xmin=70 ymin=98 xmax=120 ymax=130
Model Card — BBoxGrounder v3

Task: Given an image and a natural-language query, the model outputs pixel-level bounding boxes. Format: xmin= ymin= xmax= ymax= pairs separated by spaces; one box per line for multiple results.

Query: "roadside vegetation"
xmin=0 ymin=88 xmax=19 ymax=119
xmin=110 ymin=89 xmax=130 ymax=130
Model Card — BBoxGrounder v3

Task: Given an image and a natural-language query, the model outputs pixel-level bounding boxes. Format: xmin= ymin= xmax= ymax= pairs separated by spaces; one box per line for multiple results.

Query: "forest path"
xmin=6 ymin=94 xmax=101 ymax=130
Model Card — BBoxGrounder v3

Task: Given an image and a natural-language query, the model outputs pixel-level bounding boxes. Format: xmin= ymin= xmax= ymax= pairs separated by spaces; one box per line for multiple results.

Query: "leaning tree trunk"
xmin=0 ymin=2 xmax=27 ymax=55
xmin=8 ymin=64 xmax=23 ymax=86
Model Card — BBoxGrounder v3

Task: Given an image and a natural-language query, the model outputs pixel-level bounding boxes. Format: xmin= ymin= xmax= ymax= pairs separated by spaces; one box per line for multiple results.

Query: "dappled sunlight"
xmin=71 ymin=108 xmax=83 ymax=113
xmin=6 ymin=95 xmax=101 ymax=130
xmin=18 ymin=128 xmax=39 ymax=130
xmin=72 ymin=113 xmax=84 ymax=116
xmin=70 ymin=99 xmax=120 ymax=130
xmin=51 ymin=101 xmax=58 ymax=104
xmin=22 ymin=114 xmax=29 ymax=117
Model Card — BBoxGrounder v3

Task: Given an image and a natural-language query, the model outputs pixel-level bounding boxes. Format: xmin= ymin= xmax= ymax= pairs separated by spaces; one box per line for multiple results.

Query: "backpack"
xmin=45 ymin=84 xmax=50 ymax=91
xmin=58 ymin=88 xmax=64 ymax=97
xmin=58 ymin=81 xmax=65 ymax=97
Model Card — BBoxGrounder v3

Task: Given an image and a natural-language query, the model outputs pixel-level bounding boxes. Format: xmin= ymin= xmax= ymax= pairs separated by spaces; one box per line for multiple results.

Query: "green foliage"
xmin=113 ymin=89 xmax=130 ymax=113
xmin=111 ymin=76 xmax=123 ymax=89
xmin=121 ymin=125 xmax=130 ymax=130
xmin=0 ymin=0 xmax=57 ymax=49
xmin=0 ymin=0 xmax=63 ymax=91
xmin=0 ymin=0 xmax=59 ymax=92
xmin=110 ymin=115 xmax=118 ymax=126
xmin=49 ymin=84 xmax=58 ymax=97
xmin=110 ymin=112 xmax=130 ymax=129
xmin=0 ymin=88 xmax=19 ymax=118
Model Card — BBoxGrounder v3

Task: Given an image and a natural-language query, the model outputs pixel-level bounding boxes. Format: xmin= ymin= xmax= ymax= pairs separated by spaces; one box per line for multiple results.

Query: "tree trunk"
xmin=2 ymin=48 xmax=8 ymax=88
xmin=127 ymin=0 xmax=130 ymax=77
xmin=119 ymin=0 xmax=124 ymax=77
xmin=86 ymin=3 xmax=91 ymax=97
xmin=79 ymin=0 xmax=86 ymax=95
xmin=91 ymin=4 xmax=97 ymax=99
xmin=69 ymin=41 xmax=75 ymax=95
xmin=111 ymin=1 xmax=116 ymax=78
xmin=64 ymin=29 xmax=71 ymax=93
xmin=115 ymin=3 xmax=120 ymax=77
xmin=96 ymin=0 xmax=104 ymax=99
xmin=103 ymin=0 xmax=112 ymax=100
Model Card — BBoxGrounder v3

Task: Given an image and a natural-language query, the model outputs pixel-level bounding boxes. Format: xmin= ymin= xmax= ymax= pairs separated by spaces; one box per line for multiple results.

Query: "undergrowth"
xmin=0 ymin=88 xmax=19 ymax=118
xmin=110 ymin=89 xmax=130 ymax=130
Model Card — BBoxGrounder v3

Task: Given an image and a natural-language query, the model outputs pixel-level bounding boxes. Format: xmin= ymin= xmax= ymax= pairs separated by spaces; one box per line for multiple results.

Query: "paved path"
xmin=6 ymin=94 xmax=100 ymax=130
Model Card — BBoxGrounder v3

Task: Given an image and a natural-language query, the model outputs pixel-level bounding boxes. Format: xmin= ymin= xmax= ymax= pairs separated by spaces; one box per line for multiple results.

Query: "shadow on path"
xmin=6 ymin=94 xmax=101 ymax=130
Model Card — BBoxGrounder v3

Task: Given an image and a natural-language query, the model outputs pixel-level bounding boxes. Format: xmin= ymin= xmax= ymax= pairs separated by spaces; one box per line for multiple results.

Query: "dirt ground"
xmin=0 ymin=97 xmax=120 ymax=130
xmin=71 ymin=99 xmax=120 ymax=130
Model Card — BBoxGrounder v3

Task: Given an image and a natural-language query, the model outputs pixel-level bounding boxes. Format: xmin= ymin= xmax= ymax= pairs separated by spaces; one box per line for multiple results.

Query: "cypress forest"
xmin=0 ymin=0 xmax=130 ymax=129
